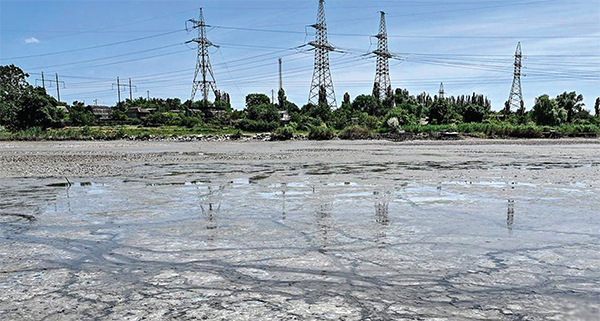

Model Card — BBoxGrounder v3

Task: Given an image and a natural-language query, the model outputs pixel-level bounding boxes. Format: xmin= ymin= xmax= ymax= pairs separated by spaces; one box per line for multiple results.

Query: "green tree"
xmin=246 ymin=103 xmax=279 ymax=123
xmin=427 ymin=99 xmax=451 ymax=124
xmin=352 ymin=94 xmax=381 ymax=116
xmin=462 ymin=104 xmax=488 ymax=123
xmin=302 ymin=102 xmax=331 ymax=122
xmin=531 ymin=94 xmax=566 ymax=126
xmin=384 ymin=105 xmax=418 ymax=127
xmin=556 ymin=91 xmax=584 ymax=123
xmin=0 ymin=64 xmax=62 ymax=130
xmin=68 ymin=101 xmax=96 ymax=126
xmin=595 ymin=97 xmax=600 ymax=117
xmin=278 ymin=88 xmax=286 ymax=109
xmin=246 ymin=93 xmax=271 ymax=109
xmin=343 ymin=92 xmax=351 ymax=105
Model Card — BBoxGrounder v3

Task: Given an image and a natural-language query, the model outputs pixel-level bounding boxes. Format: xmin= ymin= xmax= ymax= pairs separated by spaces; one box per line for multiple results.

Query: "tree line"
xmin=2 ymin=64 xmax=600 ymax=137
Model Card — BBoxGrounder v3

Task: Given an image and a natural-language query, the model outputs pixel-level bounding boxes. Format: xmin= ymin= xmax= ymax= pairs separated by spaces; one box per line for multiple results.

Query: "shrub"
xmin=271 ymin=126 xmax=295 ymax=141
xmin=237 ymin=119 xmax=279 ymax=132
xmin=308 ymin=126 xmax=334 ymax=140
xmin=180 ymin=116 xmax=202 ymax=128
xmin=338 ymin=125 xmax=373 ymax=140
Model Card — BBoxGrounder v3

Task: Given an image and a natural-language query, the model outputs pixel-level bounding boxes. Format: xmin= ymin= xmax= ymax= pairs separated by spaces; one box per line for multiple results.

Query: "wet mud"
xmin=1 ymin=140 xmax=599 ymax=320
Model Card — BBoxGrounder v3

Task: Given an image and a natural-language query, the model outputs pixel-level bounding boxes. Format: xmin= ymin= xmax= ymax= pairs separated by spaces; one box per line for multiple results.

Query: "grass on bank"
xmin=0 ymin=123 xmax=599 ymax=141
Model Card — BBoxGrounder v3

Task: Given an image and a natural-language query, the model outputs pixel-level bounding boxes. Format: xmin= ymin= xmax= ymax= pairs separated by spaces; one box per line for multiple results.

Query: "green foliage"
xmin=110 ymin=110 xmax=129 ymax=121
xmin=0 ymin=65 xmax=62 ymax=130
xmin=461 ymin=104 xmax=488 ymax=123
xmin=302 ymin=103 xmax=331 ymax=122
xmin=237 ymin=119 xmax=279 ymax=132
xmin=531 ymin=95 xmax=567 ymax=126
xmin=384 ymin=105 xmax=418 ymax=127
xmin=68 ymin=101 xmax=96 ymax=126
xmin=338 ymin=125 xmax=373 ymax=140
xmin=358 ymin=112 xmax=380 ymax=130
xmin=271 ymin=126 xmax=295 ymax=141
xmin=352 ymin=95 xmax=384 ymax=116
xmin=246 ymin=103 xmax=280 ymax=123
xmin=556 ymin=91 xmax=584 ymax=123
xmin=427 ymin=99 xmax=461 ymax=125
xmin=246 ymin=93 xmax=271 ymax=108
xmin=328 ymin=108 xmax=352 ymax=130
xmin=308 ymin=126 xmax=334 ymax=140
xmin=180 ymin=116 xmax=203 ymax=128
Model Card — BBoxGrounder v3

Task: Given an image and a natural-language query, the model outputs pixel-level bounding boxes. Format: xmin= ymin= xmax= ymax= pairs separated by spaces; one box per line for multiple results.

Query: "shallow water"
xmin=1 ymin=142 xmax=600 ymax=320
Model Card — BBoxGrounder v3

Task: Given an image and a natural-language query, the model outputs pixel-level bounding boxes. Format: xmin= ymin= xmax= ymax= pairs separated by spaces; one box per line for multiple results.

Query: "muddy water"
xmin=1 ymin=141 xmax=599 ymax=320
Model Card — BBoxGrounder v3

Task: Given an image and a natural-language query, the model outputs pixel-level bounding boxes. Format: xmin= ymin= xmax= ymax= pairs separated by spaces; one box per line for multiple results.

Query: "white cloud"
xmin=25 ymin=37 xmax=41 ymax=44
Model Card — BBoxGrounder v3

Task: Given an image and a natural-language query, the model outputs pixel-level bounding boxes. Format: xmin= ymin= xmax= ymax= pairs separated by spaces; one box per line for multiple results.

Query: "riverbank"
xmin=1 ymin=138 xmax=599 ymax=179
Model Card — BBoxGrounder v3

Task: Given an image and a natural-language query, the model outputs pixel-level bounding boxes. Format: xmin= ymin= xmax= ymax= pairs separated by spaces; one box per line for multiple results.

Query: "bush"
xmin=180 ymin=116 xmax=202 ymax=128
xmin=308 ymin=126 xmax=334 ymax=140
xmin=338 ymin=125 xmax=373 ymax=140
xmin=237 ymin=119 xmax=279 ymax=132
xmin=271 ymin=126 xmax=295 ymax=141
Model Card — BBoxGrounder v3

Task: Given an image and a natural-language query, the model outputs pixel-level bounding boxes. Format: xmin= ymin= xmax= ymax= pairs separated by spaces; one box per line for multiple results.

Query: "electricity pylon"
xmin=308 ymin=0 xmax=336 ymax=109
xmin=186 ymin=8 xmax=218 ymax=104
xmin=439 ymin=82 xmax=445 ymax=99
xmin=505 ymin=42 xmax=524 ymax=114
xmin=373 ymin=11 xmax=392 ymax=101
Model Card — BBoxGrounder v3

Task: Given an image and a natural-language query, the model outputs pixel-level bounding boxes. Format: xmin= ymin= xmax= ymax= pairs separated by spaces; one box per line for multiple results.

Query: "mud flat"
xmin=1 ymin=139 xmax=599 ymax=320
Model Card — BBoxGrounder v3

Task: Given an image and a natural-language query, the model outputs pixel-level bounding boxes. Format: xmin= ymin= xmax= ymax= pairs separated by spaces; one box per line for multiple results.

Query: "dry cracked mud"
xmin=1 ymin=139 xmax=599 ymax=320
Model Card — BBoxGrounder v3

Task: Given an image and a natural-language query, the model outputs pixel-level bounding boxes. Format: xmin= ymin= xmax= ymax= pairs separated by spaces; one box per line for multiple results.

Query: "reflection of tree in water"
xmin=374 ymin=190 xmax=391 ymax=246
xmin=281 ymin=183 xmax=287 ymax=220
xmin=316 ymin=202 xmax=333 ymax=254
xmin=507 ymin=199 xmax=515 ymax=235
xmin=313 ymin=186 xmax=333 ymax=254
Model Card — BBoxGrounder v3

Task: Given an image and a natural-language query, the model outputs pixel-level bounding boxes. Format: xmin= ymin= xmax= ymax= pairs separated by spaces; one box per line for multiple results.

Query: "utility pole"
xmin=372 ymin=11 xmax=392 ymax=101
xmin=279 ymin=58 xmax=283 ymax=91
xmin=506 ymin=42 xmax=524 ymax=114
xmin=147 ymin=90 xmax=150 ymax=100
xmin=112 ymin=77 xmax=136 ymax=104
xmin=36 ymin=72 xmax=64 ymax=100
xmin=439 ymin=82 xmax=445 ymax=99
xmin=308 ymin=0 xmax=337 ymax=109
xmin=272 ymin=89 xmax=275 ymax=105
xmin=129 ymin=78 xmax=133 ymax=101
xmin=186 ymin=7 xmax=219 ymax=105
xmin=117 ymin=77 xmax=121 ymax=104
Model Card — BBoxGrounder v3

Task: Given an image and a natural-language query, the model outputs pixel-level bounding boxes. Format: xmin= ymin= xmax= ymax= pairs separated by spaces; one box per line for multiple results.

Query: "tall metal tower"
xmin=373 ymin=11 xmax=392 ymax=101
xmin=506 ymin=42 xmax=524 ymax=113
xmin=308 ymin=0 xmax=336 ymax=109
xmin=439 ymin=82 xmax=445 ymax=99
xmin=187 ymin=8 xmax=218 ymax=104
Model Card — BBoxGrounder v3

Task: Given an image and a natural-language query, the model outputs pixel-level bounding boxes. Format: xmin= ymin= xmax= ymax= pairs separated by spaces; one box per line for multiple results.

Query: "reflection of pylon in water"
xmin=507 ymin=200 xmax=515 ymax=234
xmin=308 ymin=0 xmax=337 ymax=109
xmin=199 ymin=185 xmax=226 ymax=230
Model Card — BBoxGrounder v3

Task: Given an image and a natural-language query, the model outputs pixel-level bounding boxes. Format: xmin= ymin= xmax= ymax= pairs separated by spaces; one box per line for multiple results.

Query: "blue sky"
xmin=1 ymin=0 xmax=599 ymax=111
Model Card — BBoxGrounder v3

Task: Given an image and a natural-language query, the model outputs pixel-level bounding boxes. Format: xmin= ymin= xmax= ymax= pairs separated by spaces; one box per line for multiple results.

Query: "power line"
xmin=2 ymin=29 xmax=185 ymax=60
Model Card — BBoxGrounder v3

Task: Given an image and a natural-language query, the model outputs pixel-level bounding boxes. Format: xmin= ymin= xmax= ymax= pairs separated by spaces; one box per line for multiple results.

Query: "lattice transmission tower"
xmin=187 ymin=8 xmax=219 ymax=104
xmin=308 ymin=0 xmax=337 ymax=109
xmin=373 ymin=11 xmax=392 ymax=101
xmin=505 ymin=42 xmax=524 ymax=114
